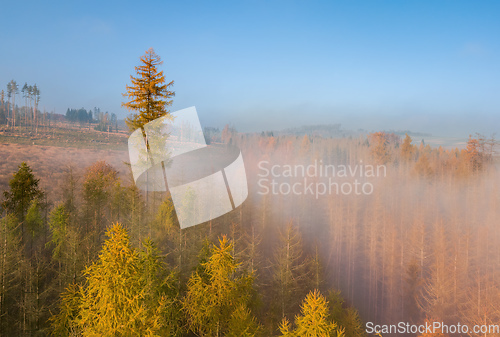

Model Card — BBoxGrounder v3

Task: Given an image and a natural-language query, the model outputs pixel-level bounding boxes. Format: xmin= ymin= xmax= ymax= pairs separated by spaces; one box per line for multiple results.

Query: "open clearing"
xmin=0 ymin=143 xmax=130 ymax=200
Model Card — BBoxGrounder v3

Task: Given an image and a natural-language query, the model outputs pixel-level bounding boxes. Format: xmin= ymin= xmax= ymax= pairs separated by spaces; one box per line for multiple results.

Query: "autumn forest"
xmin=1 ymin=48 xmax=500 ymax=337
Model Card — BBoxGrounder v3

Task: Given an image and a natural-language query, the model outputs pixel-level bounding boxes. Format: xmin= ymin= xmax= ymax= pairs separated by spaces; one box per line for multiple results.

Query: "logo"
xmin=128 ymin=107 xmax=248 ymax=229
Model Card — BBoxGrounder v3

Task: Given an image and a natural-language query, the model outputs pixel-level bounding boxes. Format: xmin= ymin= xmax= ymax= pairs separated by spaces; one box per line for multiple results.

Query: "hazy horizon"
xmin=1 ymin=0 xmax=499 ymax=139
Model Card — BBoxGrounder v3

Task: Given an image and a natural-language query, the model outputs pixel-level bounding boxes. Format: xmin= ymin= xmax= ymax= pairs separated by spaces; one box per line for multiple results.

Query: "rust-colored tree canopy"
xmin=122 ymin=48 xmax=175 ymax=132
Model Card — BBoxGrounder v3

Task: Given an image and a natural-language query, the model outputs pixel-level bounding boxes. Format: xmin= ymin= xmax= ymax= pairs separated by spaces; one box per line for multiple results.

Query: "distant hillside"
xmin=271 ymin=124 xmax=431 ymax=139
xmin=382 ymin=129 xmax=432 ymax=137
xmin=274 ymin=124 xmax=359 ymax=138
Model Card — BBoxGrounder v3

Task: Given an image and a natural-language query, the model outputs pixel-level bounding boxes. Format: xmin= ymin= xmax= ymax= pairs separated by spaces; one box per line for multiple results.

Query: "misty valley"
xmin=1 ymin=110 xmax=499 ymax=336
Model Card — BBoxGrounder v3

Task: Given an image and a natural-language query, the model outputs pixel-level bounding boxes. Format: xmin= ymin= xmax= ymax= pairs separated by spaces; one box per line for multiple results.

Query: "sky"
xmin=0 ymin=0 xmax=499 ymax=137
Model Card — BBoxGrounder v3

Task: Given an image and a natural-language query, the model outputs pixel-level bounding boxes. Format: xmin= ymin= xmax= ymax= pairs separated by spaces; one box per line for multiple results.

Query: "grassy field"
xmin=0 ymin=123 xmax=131 ymax=201
xmin=0 ymin=122 xmax=128 ymax=150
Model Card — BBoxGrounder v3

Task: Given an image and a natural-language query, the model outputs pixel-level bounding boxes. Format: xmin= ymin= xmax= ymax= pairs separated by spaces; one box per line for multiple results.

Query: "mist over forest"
xmin=2 ymin=1 xmax=500 ymax=335
xmin=1 ymin=89 xmax=499 ymax=336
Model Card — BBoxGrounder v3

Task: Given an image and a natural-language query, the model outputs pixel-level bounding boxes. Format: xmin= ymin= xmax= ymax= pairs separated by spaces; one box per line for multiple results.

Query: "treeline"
xmin=0 ymin=159 xmax=364 ymax=336
xmin=0 ymin=79 xmax=121 ymax=135
xmin=0 ymin=80 xmax=49 ymax=134
xmin=248 ymin=130 xmax=500 ymax=337
xmin=278 ymin=123 xmax=351 ymax=138
xmin=65 ymin=107 xmax=118 ymax=132
xmin=368 ymin=131 xmax=497 ymax=176
xmin=1 ymin=129 xmax=498 ymax=336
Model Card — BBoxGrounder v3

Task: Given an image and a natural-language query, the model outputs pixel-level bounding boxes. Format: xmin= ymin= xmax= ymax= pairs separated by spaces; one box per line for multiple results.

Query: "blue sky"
xmin=1 ymin=0 xmax=499 ymax=136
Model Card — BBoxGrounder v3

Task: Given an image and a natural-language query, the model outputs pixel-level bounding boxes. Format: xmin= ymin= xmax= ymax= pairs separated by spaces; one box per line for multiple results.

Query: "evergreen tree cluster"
xmin=65 ymin=107 xmax=118 ymax=132
xmin=65 ymin=108 xmax=93 ymax=125
xmin=0 ymin=160 xmax=365 ymax=336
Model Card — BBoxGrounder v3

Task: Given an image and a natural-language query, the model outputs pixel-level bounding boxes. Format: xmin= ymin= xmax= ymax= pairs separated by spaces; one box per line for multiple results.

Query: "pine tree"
xmin=82 ymin=161 xmax=119 ymax=255
xmin=369 ymin=132 xmax=391 ymax=164
xmin=0 ymin=90 xmax=5 ymax=124
xmin=227 ymin=304 xmax=262 ymax=337
xmin=414 ymin=153 xmax=433 ymax=177
xmin=47 ymin=204 xmax=82 ymax=290
xmin=47 ymin=205 xmax=69 ymax=257
xmin=1 ymin=163 xmax=47 ymax=335
xmin=7 ymin=80 xmax=18 ymax=129
xmin=32 ymin=84 xmax=40 ymax=134
xmin=271 ymin=221 xmax=311 ymax=320
xmin=121 ymin=182 xmax=146 ymax=244
xmin=20 ymin=198 xmax=47 ymax=335
xmin=50 ymin=282 xmax=82 ymax=336
xmin=311 ymin=245 xmax=324 ymax=291
xmin=182 ymin=236 xmax=259 ymax=337
xmin=22 ymin=83 xmax=28 ymax=128
xmin=25 ymin=198 xmax=44 ymax=237
xmin=401 ymin=133 xmax=415 ymax=162
xmin=279 ymin=290 xmax=344 ymax=337
xmin=404 ymin=259 xmax=422 ymax=322
xmin=122 ymin=47 xmax=175 ymax=132
xmin=61 ymin=165 xmax=79 ymax=221
xmin=51 ymin=223 xmax=181 ymax=336
xmin=0 ymin=214 xmax=23 ymax=334
xmin=152 ymin=197 xmax=180 ymax=267
xmin=2 ymin=162 xmax=44 ymax=223
xmin=300 ymin=134 xmax=311 ymax=155
xmin=6 ymin=82 xmax=12 ymax=127
xmin=463 ymin=135 xmax=483 ymax=172
xmin=327 ymin=290 xmax=366 ymax=337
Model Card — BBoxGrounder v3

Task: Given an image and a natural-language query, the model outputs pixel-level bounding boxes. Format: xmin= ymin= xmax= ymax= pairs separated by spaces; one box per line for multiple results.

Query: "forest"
xmin=1 ymin=48 xmax=500 ymax=337
xmin=0 ymin=124 xmax=498 ymax=336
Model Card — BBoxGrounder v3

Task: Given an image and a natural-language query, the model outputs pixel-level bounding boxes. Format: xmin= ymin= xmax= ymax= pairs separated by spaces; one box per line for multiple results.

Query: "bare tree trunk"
xmin=35 ymin=104 xmax=38 ymax=135
xmin=12 ymin=94 xmax=15 ymax=130
xmin=7 ymin=101 xmax=10 ymax=128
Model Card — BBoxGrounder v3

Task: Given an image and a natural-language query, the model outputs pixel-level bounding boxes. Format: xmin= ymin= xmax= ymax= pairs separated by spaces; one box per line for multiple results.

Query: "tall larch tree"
xmin=51 ymin=223 xmax=181 ymax=336
xmin=327 ymin=290 xmax=366 ymax=337
xmin=182 ymin=236 xmax=259 ymax=337
xmin=401 ymin=133 xmax=415 ymax=162
xmin=369 ymin=132 xmax=391 ymax=164
xmin=9 ymin=80 xmax=18 ymax=129
xmin=0 ymin=214 xmax=23 ymax=334
xmin=2 ymin=162 xmax=46 ymax=334
xmin=271 ymin=221 xmax=311 ymax=321
xmin=122 ymin=47 xmax=175 ymax=132
xmin=462 ymin=135 xmax=483 ymax=173
xmin=414 ymin=153 xmax=433 ymax=177
xmin=82 ymin=161 xmax=119 ymax=250
xmin=22 ymin=83 xmax=28 ymax=127
xmin=0 ymin=90 xmax=5 ymax=124
xmin=279 ymin=290 xmax=344 ymax=337
xmin=28 ymin=85 xmax=34 ymax=128
xmin=6 ymin=81 xmax=12 ymax=128
xmin=47 ymin=204 xmax=83 ymax=292
xmin=32 ymin=84 xmax=40 ymax=134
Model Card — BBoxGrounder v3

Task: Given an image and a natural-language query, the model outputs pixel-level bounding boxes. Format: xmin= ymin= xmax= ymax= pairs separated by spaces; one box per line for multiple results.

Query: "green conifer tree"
xmin=2 ymin=162 xmax=44 ymax=223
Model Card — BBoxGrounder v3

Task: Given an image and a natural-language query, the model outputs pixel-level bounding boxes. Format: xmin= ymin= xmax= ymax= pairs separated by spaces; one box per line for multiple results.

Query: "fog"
xmin=1 ymin=125 xmax=499 ymax=336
